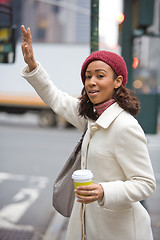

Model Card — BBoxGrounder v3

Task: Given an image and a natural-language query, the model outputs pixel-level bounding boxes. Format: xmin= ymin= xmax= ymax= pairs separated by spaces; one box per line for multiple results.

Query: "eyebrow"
xmin=86 ymin=69 xmax=107 ymax=73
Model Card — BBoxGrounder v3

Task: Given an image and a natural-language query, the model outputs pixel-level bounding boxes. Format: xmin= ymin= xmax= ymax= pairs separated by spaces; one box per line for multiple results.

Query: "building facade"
xmin=11 ymin=0 xmax=90 ymax=44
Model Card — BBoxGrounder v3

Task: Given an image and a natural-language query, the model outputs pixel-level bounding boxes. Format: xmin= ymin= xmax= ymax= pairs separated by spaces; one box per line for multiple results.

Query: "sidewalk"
xmin=42 ymin=211 xmax=68 ymax=240
xmin=43 ymin=134 xmax=160 ymax=240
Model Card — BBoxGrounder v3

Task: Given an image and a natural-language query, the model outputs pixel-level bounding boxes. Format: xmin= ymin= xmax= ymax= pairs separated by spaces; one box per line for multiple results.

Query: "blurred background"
xmin=0 ymin=0 xmax=124 ymax=128
xmin=0 ymin=1 xmax=160 ymax=240
xmin=0 ymin=0 xmax=160 ymax=130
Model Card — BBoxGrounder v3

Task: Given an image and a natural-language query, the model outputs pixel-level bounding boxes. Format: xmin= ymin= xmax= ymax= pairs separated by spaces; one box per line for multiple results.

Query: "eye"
xmin=85 ymin=75 xmax=91 ymax=80
xmin=97 ymin=75 xmax=104 ymax=79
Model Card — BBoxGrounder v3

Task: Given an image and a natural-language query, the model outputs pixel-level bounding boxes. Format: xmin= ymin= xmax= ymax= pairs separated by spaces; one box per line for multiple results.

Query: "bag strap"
xmin=81 ymin=203 xmax=86 ymax=240
xmin=80 ymin=126 xmax=88 ymax=239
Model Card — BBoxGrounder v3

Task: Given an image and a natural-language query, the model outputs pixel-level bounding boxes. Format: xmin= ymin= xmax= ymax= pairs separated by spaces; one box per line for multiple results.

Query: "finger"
xmin=24 ymin=44 xmax=29 ymax=53
xmin=78 ymin=200 xmax=94 ymax=205
xmin=76 ymin=190 xmax=98 ymax=200
xmin=27 ymin=27 xmax=31 ymax=35
xmin=21 ymin=40 xmax=28 ymax=52
xmin=77 ymin=199 xmax=92 ymax=204
xmin=27 ymin=27 xmax=32 ymax=44
xmin=76 ymin=184 xmax=96 ymax=191
xmin=75 ymin=185 xmax=97 ymax=196
xmin=21 ymin=25 xmax=28 ymax=41
xmin=75 ymin=190 xmax=92 ymax=196
xmin=21 ymin=25 xmax=26 ymax=33
xmin=76 ymin=194 xmax=97 ymax=201
xmin=77 ymin=195 xmax=97 ymax=204
xmin=22 ymin=25 xmax=28 ymax=37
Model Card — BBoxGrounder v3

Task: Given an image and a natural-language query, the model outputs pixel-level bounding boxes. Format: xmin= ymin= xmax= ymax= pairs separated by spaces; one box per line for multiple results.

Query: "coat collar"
xmin=92 ymin=102 xmax=124 ymax=129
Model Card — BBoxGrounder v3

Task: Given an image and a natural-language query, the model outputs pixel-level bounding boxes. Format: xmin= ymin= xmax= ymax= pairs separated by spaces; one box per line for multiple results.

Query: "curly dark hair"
xmin=78 ymin=73 xmax=140 ymax=120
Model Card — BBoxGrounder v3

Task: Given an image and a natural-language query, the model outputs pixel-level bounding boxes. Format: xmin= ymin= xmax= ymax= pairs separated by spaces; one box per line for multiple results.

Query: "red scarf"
xmin=94 ymin=99 xmax=115 ymax=116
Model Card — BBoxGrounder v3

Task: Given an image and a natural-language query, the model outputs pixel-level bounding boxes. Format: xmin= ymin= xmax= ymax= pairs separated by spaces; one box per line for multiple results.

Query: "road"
xmin=0 ymin=113 xmax=160 ymax=240
xmin=145 ymin=134 xmax=160 ymax=240
xmin=0 ymin=113 xmax=81 ymax=239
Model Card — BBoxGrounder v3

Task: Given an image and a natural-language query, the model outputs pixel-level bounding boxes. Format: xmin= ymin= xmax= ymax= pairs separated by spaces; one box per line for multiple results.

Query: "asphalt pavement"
xmin=42 ymin=133 xmax=160 ymax=240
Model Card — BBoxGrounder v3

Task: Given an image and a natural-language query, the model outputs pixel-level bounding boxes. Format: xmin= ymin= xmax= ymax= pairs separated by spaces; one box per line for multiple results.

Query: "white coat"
xmin=21 ymin=63 xmax=156 ymax=240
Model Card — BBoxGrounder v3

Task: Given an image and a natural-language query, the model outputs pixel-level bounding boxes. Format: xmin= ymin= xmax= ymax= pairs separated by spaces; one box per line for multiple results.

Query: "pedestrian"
xmin=21 ymin=25 xmax=156 ymax=240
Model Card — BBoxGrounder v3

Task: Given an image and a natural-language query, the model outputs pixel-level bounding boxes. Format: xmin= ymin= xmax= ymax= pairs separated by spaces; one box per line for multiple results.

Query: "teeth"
xmin=90 ymin=91 xmax=98 ymax=93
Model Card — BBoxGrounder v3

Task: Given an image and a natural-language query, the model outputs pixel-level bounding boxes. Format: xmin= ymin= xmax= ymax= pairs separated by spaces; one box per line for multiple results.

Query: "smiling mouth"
xmin=89 ymin=90 xmax=99 ymax=93
xmin=88 ymin=90 xmax=99 ymax=96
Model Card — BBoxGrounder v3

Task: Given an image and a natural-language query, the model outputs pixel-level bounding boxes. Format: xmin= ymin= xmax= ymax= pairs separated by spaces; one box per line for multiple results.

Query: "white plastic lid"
xmin=72 ymin=169 xmax=93 ymax=181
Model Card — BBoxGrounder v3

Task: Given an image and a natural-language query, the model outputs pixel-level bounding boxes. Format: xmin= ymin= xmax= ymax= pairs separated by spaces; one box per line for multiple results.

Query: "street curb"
xmin=43 ymin=211 xmax=68 ymax=240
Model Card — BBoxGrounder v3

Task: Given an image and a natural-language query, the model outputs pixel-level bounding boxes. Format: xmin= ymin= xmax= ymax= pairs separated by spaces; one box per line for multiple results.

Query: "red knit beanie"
xmin=81 ymin=50 xmax=128 ymax=86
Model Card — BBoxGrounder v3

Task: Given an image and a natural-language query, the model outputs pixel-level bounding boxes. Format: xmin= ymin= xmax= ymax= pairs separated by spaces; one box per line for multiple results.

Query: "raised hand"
xmin=21 ymin=25 xmax=37 ymax=72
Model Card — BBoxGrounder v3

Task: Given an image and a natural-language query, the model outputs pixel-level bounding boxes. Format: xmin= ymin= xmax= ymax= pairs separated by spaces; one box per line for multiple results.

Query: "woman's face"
xmin=84 ymin=60 xmax=119 ymax=105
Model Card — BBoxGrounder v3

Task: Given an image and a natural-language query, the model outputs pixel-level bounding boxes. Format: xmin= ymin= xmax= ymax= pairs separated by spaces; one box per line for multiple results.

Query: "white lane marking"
xmin=0 ymin=172 xmax=26 ymax=183
xmin=0 ymin=188 xmax=39 ymax=223
xmin=0 ymin=172 xmax=49 ymax=226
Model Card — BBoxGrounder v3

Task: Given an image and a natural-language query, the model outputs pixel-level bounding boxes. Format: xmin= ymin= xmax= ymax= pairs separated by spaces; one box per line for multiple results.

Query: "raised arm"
xmin=21 ymin=26 xmax=87 ymax=131
xmin=21 ymin=25 xmax=37 ymax=72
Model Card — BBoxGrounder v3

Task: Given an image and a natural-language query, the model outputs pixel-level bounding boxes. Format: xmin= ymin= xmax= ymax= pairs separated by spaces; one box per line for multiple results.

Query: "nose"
xmin=87 ymin=76 xmax=97 ymax=86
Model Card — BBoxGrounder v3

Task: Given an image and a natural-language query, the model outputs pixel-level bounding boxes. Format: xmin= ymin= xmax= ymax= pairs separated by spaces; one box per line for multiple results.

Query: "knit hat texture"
xmin=81 ymin=50 xmax=128 ymax=86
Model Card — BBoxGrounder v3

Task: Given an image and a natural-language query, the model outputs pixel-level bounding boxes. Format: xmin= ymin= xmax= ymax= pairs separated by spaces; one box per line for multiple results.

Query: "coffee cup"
xmin=72 ymin=169 xmax=93 ymax=190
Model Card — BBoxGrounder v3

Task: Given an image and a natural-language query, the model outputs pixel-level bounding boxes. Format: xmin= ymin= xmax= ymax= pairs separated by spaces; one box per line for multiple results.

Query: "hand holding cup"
xmin=72 ymin=170 xmax=104 ymax=204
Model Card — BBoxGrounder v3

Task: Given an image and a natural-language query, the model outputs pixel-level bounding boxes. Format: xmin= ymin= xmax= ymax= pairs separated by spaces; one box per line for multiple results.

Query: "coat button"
xmin=90 ymin=125 xmax=99 ymax=131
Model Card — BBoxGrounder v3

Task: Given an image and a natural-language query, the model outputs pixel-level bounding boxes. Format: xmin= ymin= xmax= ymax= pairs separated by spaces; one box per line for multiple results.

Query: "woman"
xmin=21 ymin=25 xmax=156 ymax=240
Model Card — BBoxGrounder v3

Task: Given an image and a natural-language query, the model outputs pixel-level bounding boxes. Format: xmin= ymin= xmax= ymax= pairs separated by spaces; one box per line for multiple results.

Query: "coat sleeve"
xmin=99 ymin=120 xmax=156 ymax=209
xmin=21 ymin=63 xmax=87 ymax=131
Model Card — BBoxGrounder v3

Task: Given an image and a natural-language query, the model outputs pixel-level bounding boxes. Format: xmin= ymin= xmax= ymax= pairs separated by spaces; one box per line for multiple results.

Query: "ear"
xmin=114 ymin=76 xmax=123 ymax=89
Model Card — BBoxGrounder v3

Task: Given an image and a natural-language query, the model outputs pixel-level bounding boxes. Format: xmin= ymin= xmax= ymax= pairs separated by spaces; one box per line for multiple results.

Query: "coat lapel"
xmin=95 ymin=102 xmax=124 ymax=129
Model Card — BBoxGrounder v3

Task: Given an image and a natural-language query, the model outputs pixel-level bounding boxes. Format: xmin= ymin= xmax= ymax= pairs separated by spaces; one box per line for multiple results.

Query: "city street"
xmin=0 ymin=113 xmax=160 ymax=240
xmin=1 ymin=0 xmax=159 ymax=239
xmin=0 ymin=113 xmax=81 ymax=239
